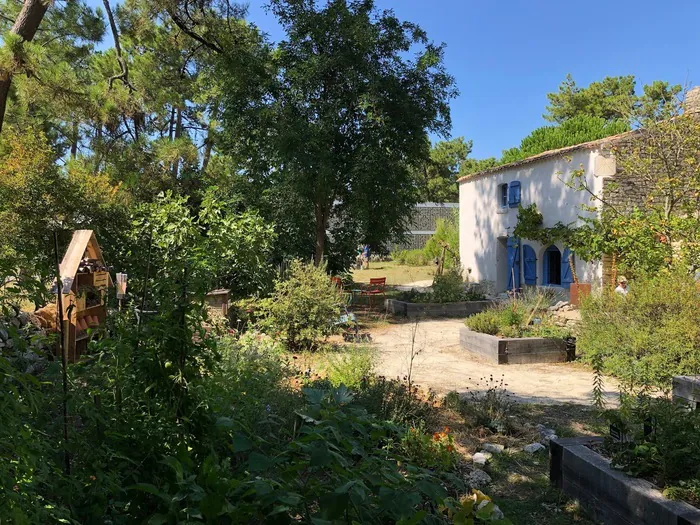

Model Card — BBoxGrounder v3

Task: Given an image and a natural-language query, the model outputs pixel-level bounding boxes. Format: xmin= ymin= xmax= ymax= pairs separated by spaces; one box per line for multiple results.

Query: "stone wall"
xmin=394 ymin=203 xmax=458 ymax=250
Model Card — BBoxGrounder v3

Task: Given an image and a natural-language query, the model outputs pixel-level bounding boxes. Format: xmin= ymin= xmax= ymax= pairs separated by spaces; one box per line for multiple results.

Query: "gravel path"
xmin=372 ymin=319 xmax=618 ymax=405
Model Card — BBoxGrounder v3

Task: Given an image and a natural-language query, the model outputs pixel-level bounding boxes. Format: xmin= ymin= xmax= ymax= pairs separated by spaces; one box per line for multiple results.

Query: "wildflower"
xmin=89 ymin=475 xmax=96 ymax=481
xmin=432 ymin=432 xmax=440 ymax=441
xmin=443 ymin=426 xmax=450 ymax=433
xmin=266 ymin=404 xmax=271 ymax=413
xmin=446 ymin=445 xmax=454 ymax=452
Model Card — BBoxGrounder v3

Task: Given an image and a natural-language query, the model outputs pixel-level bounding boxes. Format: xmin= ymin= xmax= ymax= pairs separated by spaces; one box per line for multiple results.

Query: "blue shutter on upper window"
xmin=508 ymin=181 xmax=521 ymax=208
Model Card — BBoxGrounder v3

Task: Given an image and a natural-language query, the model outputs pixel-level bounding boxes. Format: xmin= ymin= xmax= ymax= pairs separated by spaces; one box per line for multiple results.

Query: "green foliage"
xmin=578 ymin=271 xmax=700 ymax=392
xmin=423 ymin=210 xmax=459 ymax=264
xmin=400 ymin=424 xmax=458 ymax=470
xmin=354 ymin=375 xmax=437 ymax=426
xmin=465 ymin=310 xmax=500 ymax=335
xmin=605 ymin=396 xmax=700 ymax=501
xmin=501 ymin=115 xmax=629 ymax=164
xmin=431 ymin=267 xmax=466 ymax=303
xmin=221 ymin=0 xmax=457 ymax=265
xmin=544 ymin=74 xmax=681 ymax=123
xmin=259 ymin=260 xmax=343 ymax=351
xmin=465 ymin=297 xmax=569 ymax=340
xmin=392 ymin=248 xmax=431 ymax=266
xmin=318 ymin=345 xmax=376 ymax=389
xmin=416 ymin=137 xmax=470 ymax=203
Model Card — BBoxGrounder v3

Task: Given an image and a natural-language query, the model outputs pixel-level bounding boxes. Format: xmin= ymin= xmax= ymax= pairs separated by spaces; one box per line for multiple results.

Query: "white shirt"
xmin=614 ymin=285 xmax=628 ymax=295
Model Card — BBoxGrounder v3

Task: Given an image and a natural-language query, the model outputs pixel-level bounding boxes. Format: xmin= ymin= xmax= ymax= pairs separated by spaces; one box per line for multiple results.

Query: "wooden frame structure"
xmin=58 ymin=230 xmax=111 ymax=361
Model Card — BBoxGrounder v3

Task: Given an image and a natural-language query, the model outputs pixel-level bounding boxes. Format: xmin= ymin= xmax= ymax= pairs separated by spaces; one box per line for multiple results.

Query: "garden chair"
xmin=361 ymin=277 xmax=386 ymax=309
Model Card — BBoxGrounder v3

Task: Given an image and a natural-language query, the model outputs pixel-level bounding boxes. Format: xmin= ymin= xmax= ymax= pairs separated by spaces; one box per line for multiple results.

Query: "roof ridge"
xmin=457 ymin=128 xmax=639 ymax=183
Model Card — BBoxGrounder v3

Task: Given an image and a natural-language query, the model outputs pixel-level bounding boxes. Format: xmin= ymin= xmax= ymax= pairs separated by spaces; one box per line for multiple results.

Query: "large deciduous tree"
xmin=416 ymin=137 xmax=469 ymax=203
xmin=222 ymin=0 xmax=456 ymax=265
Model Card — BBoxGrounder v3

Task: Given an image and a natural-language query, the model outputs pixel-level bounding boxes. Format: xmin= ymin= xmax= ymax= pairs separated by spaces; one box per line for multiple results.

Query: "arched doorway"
xmin=543 ymin=245 xmax=562 ymax=286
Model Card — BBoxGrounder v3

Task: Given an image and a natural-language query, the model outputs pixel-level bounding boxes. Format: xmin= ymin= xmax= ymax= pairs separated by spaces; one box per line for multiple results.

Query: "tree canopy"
xmin=545 ymin=74 xmax=682 ymax=124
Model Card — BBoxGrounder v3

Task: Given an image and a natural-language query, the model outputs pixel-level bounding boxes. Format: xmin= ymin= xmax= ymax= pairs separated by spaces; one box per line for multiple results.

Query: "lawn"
xmin=352 ymin=260 xmax=436 ymax=286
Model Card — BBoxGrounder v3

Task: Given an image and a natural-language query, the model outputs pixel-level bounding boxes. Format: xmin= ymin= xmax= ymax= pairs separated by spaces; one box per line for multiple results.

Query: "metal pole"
xmin=53 ymin=231 xmax=70 ymax=475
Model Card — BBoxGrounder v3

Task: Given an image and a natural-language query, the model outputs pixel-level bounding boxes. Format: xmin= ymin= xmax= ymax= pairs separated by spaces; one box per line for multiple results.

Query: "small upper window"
xmin=508 ymin=180 xmax=521 ymax=208
xmin=499 ymin=184 xmax=508 ymax=208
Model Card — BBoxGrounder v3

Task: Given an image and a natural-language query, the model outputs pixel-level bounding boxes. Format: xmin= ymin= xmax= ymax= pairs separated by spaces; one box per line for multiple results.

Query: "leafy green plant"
xmin=423 ymin=211 xmax=460 ymax=265
xmin=431 ymin=266 xmax=465 ymax=303
xmin=578 ymin=270 xmax=700 ymax=392
xmin=391 ymin=248 xmax=430 ymax=266
xmin=319 ymin=345 xmax=375 ymax=389
xmin=465 ymin=310 xmax=500 ymax=335
xmin=400 ymin=423 xmax=459 ymax=470
xmin=259 ymin=260 xmax=343 ymax=351
xmin=604 ymin=396 xmax=700 ymax=505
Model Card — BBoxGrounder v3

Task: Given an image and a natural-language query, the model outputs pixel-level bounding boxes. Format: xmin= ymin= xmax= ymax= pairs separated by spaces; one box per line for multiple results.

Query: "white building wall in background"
xmin=459 ymin=148 xmax=609 ymax=294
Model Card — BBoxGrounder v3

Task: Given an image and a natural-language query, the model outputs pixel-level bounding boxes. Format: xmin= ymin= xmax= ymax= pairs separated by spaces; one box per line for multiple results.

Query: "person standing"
xmin=614 ymin=276 xmax=628 ymax=296
xmin=362 ymin=244 xmax=371 ymax=269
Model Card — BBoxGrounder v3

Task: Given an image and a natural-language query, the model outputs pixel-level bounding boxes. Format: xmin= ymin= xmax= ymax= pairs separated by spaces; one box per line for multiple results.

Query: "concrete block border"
xmin=384 ymin=299 xmax=493 ymax=319
xmin=459 ymin=326 xmax=571 ymax=364
xmin=550 ymin=437 xmax=700 ymax=525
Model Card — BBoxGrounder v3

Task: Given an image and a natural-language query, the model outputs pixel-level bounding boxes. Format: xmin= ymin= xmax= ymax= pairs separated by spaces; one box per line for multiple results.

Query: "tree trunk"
xmin=172 ymin=106 xmax=183 ymax=179
xmin=314 ymin=205 xmax=328 ymax=266
xmin=70 ymin=121 xmax=79 ymax=158
xmin=0 ymin=0 xmax=50 ymax=134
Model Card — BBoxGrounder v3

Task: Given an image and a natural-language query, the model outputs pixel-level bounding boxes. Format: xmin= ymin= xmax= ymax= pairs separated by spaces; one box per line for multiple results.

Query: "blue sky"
xmin=244 ymin=0 xmax=700 ymax=158
xmin=89 ymin=0 xmax=700 ymax=158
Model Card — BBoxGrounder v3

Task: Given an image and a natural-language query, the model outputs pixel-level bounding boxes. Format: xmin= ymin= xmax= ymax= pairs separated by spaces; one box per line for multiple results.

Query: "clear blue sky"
xmin=244 ymin=0 xmax=700 ymax=158
xmin=88 ymin=0 xmax=700 ymax=158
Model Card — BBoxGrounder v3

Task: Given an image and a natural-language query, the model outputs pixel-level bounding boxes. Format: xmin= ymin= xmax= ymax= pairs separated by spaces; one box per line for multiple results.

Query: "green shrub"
xmin=259 ymin=260 xmax=343 ymax=351
xmin=319 ymin=345 xmax=375 ymax=388
xmin=423 ymin=210 xmax=459 ymax=266
xmin=400 ymin=423 xmax=458 ymax=470
xmin=354 ymin=375 xmax=437 ymax=425
xmin=391 ymin=248 xmax=430 ymax=266
xmin=465 ymin=296 xmax=570 ymax=340
xmin=578 ymin=270 xmax=700 ymax=392
xmin=605 ymin=396 xmax=700 ymax=504
xmin=465 ymin=310 xmax=500 ymax=335
xmin=431 ymin=266 xmax=465 ymax=303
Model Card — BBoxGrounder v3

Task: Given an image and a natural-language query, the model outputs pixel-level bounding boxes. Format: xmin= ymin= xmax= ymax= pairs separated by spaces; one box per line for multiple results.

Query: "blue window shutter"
xmin=507 ymin=237 xmax=521 ymax=290
xmin=508 ymin=181 xmax=521 ymax=208
xmin=523 ymin=245 xmax=537 ymax=285
xmin=561 ymin=248 xmax=574 ymax=289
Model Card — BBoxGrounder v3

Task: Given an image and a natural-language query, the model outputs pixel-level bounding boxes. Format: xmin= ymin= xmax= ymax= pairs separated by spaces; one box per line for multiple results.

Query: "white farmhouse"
xmin=458 ymin=136 xmax=624 ymax=295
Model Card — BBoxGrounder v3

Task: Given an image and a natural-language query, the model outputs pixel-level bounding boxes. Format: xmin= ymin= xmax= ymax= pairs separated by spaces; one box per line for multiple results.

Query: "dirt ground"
xmin=371 ymin=318 xmax=618 ymax=406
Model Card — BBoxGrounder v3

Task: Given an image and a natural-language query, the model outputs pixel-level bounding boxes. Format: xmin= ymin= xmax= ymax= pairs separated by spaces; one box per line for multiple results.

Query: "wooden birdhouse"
xmin=57 ymin=230 xmax=111 ymax=361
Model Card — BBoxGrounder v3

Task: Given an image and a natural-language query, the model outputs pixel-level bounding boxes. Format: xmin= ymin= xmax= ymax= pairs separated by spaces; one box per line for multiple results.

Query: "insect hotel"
xmin=57 ymin=230 xmax=111 ymax=361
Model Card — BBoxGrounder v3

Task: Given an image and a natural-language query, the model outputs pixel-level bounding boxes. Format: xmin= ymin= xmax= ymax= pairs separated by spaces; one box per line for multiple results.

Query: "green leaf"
xmin=310 ymin=442 xmax=331 ymax=467
xmin=248 ymin=452 xmax=273 ymax=472
xmin=200 ymin=493 xmax=225 ymax=519
xmin=397 ymin=510 xmax=427 ymax=525
xmin=232 ymin=433 xmax=253 ymax=453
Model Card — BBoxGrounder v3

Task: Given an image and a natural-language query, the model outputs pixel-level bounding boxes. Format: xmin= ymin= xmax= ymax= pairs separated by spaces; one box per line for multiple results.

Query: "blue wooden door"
xmin=561 ymin=248 xmax=574 ymax=289
xmin=523 ymin=244 xmax=537 ymax=285
xmin=507 ymin=237 xmax=521 ymax=291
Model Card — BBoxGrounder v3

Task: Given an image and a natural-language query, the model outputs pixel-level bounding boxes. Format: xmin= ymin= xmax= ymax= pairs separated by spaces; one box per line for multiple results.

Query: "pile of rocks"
xmin=547 ymin=301 xmax=581 ymax=328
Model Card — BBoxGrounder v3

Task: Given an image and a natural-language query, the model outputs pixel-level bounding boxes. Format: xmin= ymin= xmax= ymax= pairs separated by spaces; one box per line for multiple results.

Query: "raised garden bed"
xmin=385 ymin=299 xmax=493 ymax=319
xmin=550 ymin=437 xmax=700 ymax=525
xmin=459 ymin=326 xmax=571 ymax=364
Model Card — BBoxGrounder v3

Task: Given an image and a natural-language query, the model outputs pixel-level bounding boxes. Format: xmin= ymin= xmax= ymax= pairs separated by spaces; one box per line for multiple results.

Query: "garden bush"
xmin=605 ymin=396 xmax=700 ymax=506
xmin=391 ymin=248 xmax=430 ymax=266
xmin=465 ymin=296 xmax=569 ymax=339
xmin=578 ymin=270 xmax=700 ymax=392
xmin=259 ymin=260 xmax=343 ymax=351
xmin=423 ymin=211 xmax=459 ymax=266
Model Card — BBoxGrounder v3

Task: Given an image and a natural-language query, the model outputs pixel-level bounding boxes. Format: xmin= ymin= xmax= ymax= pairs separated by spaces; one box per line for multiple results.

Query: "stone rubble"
xmin=467 ymin=469 xmax=492 ymax=489
xmin=481 ymin=443 xmax=505 ymax=455
xmin=523 ymin=443 xmax=546 ymax=454
xmin=472 ymin=451 xmax=493 ymax=466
